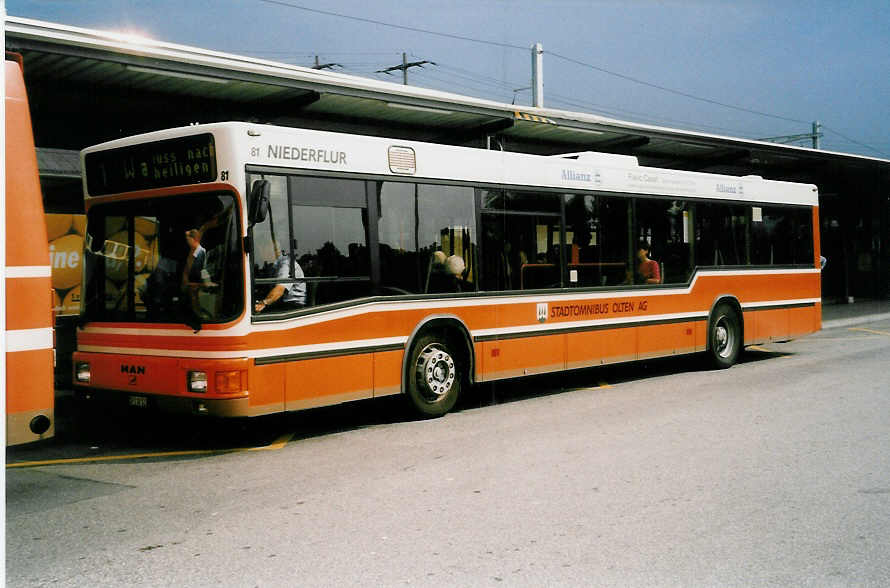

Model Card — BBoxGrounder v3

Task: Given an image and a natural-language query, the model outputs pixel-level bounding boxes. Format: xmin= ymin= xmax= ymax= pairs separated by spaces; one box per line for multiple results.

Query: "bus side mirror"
xmin=247 ymin=180 xmax=270 ymax=226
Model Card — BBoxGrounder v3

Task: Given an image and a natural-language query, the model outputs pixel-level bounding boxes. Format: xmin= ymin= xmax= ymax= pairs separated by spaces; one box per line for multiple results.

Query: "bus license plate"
xmin=129 ymin=395 xmax=148 ymax=408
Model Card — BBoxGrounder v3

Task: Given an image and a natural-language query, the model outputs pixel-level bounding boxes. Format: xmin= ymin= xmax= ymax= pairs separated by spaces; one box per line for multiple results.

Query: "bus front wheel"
xmin=708 ymin=303 xmax=741 ymax=369
xmin=406 ymin=334 xmax=461 ymax=417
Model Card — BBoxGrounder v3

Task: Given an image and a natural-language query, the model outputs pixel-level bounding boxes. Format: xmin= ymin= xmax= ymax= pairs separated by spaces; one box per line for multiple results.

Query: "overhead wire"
xmin=419 ymin=58 xmax=773 ymax=137
xmin=410 ymin=58 xmax=829 ymax=144
xmin=408 ymin=71 xmax=513 ymax=102
xmin=257 ymin=0 xmax=528 ymax=50
xmin=410 ymin=65 xmax=517 ymax=98
xmin=255 ymin=0 xmax=810 ymax=126
xmin=821 ymin=126 xmax=885 ymax=157
xmin=253 ymin=0 xmax=883 ymax=156
xmin=545 ymin=94 xmax=759 ymax=137
xmin=426 ymin=60 xmax=520 ymax=92
xmin=546 ymin=51 xmax=813 ymax=127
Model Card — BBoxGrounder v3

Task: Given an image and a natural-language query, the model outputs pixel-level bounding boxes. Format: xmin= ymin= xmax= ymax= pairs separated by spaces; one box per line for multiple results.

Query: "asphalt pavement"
xmin=821 ymin=298 xmax=890 ymax=329
xmin=6 ymin=299 xmax=890 ymax=586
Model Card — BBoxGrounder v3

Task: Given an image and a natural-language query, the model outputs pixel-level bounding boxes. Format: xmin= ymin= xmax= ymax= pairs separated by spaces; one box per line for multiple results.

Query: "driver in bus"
xmin=254 ymin=240 xmax=306 ymax=313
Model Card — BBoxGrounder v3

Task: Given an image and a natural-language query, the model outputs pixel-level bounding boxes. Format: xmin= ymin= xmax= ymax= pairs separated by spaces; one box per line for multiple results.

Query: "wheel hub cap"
xmin=715 ymin=320 xmax=734 ymax=358
xmin=416 ymin=345 xmax=455 ymax=400
xmin=715 ymin=325 xmax=728 ymax=349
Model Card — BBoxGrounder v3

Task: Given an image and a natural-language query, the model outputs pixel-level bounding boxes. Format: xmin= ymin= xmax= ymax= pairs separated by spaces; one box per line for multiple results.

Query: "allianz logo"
xmin=717 ymin=183 xmax=744 ymax=195
xmin=561 ymin=169 xmax=601 ymax=183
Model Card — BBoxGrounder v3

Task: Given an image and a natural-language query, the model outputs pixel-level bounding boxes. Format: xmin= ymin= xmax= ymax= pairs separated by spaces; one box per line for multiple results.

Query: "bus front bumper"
xmin=72 ymin=351 xmax=251 ymax=417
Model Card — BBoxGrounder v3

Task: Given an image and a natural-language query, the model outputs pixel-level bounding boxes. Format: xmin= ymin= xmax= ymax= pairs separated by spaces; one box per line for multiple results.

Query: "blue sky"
xmin=6 ymin=0 xmax=889 ymax=157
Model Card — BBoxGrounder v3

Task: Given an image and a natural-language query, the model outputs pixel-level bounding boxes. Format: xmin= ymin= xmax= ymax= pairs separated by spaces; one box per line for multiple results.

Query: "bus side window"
xmin=377 ymin=182 xmax=476 ymax=295
xmin=564 ymin=194 xmax=630 ymax=288
xmin=751 ymin=205 xmax=813 ymax=266
xmin=288 ymin=176 xmax=372 ymax=305
xmin=634 ymin=197 xmax=695 ymax=284
xmin=481 ymin=190 xmax=560 ymax=291
xmin=377 ymin=181 xmax=420 ymax=293
xmin=695 ymin=202 xmax=748 ymax=268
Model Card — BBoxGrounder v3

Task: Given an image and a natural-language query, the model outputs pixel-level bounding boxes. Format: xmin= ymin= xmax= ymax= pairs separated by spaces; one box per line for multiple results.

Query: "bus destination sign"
xmin=85 ymin=133 xmax=217 ymax=196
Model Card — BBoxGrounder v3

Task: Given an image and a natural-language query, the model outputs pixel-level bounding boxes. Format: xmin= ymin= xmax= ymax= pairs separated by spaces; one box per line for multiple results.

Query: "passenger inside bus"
xmin=481 ymin=222 xmax=537 ymax=290
xmin=181 ymin=228 xmax=207 ymax=317
xmin=636 ymin=241 xmax=662 ymax=284
xmin=427 ymin=252 xmax=472 ymax=293
xmin=424 ymin=250 xmax=447 ymax=292
xmin=177 ymin=206 xmax=234 ymax=322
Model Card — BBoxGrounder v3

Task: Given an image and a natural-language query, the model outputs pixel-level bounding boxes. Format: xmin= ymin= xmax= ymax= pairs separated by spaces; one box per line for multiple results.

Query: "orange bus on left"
xmin=5 ymin=53 xmax=54 ymax=445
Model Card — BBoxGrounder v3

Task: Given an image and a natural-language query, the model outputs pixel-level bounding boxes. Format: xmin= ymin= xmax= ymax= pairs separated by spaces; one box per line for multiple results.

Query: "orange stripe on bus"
xmin=77 ymin=277 xmax=820 ymax=356
xmin=5 ymin=69 xmax=49 ymax=268
xmin=6 ymin=349 xmax=54 ymax=413
xmin=5 ymin=276 xmax=53 ymax=331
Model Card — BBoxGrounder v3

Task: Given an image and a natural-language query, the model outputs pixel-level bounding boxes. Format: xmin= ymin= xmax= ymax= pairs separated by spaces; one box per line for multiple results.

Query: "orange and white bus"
xmin=5 ymin=54 xmax=55 ymax=444
xmin=73 ymin=122 xmax=820 ymax=418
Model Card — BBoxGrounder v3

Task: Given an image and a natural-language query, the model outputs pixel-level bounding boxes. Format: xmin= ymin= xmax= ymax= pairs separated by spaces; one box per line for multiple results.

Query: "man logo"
xmin=121 ymin=364 xmax=145 ymax=386
xmin=536 ymin=303 xmax=548 ymax=323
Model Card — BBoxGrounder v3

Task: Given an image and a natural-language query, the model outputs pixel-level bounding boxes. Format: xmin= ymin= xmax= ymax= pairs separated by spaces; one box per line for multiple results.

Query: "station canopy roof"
xmin=6 ymin=15 xmax=889 ymax=185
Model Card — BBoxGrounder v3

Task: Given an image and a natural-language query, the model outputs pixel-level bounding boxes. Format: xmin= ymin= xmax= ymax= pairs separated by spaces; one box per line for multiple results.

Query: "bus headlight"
xmin=75 ymin=361 xmax=91 ymax=383
xmin=187 ymin=371 xmax=208 ymax=393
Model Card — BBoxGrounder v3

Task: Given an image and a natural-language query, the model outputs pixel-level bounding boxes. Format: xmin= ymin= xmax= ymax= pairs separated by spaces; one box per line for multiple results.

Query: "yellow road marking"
xmin=849 ymin=327 xmax=890 ymax=336
xmin=789 ymin=334 xmax=885 ymax=343
xmin=7 ymin=449 xmax=227 ymax=468
xmin=248 ymin=432 xmax=295 ymax=451
xmin=575 ymin=381 xmax=612 ymax=392
xmin=797 ymin=336 xmax=880 ymax=341
xmin=748 ymin=345 xmax=770 ymax=352
xmin=7 ymin=433 xmax=296 ymax=469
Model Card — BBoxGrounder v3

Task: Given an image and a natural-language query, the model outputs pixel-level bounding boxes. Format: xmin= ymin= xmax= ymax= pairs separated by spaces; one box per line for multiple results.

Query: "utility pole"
xmin=312 ymin=56 xmax=341 ymax=70
xmin=401 ymin=53 xmax=408 ymax=86
xmin=375 ymin=53 xmax=436 ymax=85
xmin=758 ymin=121 xmax=824 ymax=149
xmin=531 ymin=42 xmax=544 ymax=107
xmin=512 ymin=86 xmax=531 ymax=105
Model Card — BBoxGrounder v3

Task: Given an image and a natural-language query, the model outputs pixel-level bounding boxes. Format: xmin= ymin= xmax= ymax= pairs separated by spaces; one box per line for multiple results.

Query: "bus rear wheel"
xmin=708 ymin=303 xmax=741 ymax=369
xmin=406 ymin=334 xmax=461 ymax=418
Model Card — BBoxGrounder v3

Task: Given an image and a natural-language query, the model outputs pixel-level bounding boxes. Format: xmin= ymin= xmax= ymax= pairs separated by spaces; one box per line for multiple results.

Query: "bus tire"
xmin=708 ymin=303 xmax=741 ymax=369
xmin=406 ymin=334 xmax=461 ymax=418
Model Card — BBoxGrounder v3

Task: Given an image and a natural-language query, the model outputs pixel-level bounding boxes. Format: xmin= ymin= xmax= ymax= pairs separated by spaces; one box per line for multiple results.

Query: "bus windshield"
xmin=81 ymin=192 xmax=242 ymax=329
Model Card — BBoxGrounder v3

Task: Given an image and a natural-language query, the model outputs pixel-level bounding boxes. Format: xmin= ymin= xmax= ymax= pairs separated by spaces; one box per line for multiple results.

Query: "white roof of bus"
xmin=83 ymin=122 xmax=819 ymax=206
